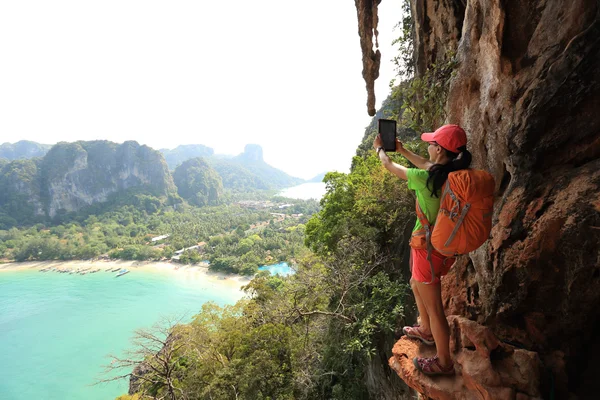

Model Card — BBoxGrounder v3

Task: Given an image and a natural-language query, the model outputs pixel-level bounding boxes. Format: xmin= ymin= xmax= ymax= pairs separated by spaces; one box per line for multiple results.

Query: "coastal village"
xmin=28 ymin=199 xmax=305 ymax=277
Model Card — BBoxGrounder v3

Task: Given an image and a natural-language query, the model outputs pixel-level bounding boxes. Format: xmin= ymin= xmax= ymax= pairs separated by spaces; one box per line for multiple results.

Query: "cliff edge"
xmin=358 ymin=0 xmax=600 ymax=398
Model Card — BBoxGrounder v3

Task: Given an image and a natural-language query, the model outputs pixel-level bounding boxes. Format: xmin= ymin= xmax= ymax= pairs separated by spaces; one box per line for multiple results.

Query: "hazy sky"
xmin=0 ymin=1 xmax=402 ymax=180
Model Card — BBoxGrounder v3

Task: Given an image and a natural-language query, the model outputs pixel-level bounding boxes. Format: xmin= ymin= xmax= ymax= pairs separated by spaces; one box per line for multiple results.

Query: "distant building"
xmin=237 ymin=200 xmax=275 ymax=209
xmin=174 ymin=244 xmax=204 ymax=255
xmin=278 ymin=204 xmax=293 ymax=209
xmin=151 ymin=234 xmax=170 ymax=242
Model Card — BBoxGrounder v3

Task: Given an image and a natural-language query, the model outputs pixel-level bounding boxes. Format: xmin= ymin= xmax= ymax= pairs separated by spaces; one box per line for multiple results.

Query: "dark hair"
xmin=426 ymin=144 xmax=472 ymax=197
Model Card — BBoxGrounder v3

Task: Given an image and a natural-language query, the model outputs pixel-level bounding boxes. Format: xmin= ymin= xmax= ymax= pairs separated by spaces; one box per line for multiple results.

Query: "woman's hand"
xmin=373 ymin=134 xmax=383 ymax=150
xmin=395 ymin=138 xmax=405 ymax=153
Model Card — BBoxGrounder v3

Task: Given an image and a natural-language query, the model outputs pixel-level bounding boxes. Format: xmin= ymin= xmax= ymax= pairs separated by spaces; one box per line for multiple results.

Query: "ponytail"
xmin=426 ymin=145 xmax=472 ymax=197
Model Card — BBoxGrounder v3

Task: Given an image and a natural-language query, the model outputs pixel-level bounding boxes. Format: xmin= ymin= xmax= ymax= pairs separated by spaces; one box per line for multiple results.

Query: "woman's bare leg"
xmin=410 ymin=278 xmax=432 ymax=335
xmin=414 ymin=280 xmax=452 ymax=367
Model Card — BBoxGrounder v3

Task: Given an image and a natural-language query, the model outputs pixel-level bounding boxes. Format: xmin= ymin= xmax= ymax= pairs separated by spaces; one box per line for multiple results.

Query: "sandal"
xmin=402 ymin=325 xmax=435 ymax=345
xmin=413 ymin=355 xmax=455 ymax=376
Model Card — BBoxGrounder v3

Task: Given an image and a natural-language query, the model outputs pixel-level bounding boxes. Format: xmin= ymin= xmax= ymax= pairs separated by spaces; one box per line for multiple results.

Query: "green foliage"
xmin=109 ymin=245 xmax=161 ymax=261
xmin=354 ymin=85 xmax=418 ymax=159
xmin=391 ymin=0 xmax=415 ymax=84
xmin=0 ymin=197 xmax=316 ymax=267
xmin=343 ymin=272 xmax=406 ymax=356
xmin=396 ymin=52 xmax=458 ymax=132
xmin=388 ymin=1 xmax=458 ymax=133
xmin=208 ymin=157 xmax=272 ymax=192
xmin=0 ymin=158 xmax=43 ymax=227
xmin=173 ymin=157 xmax=223 ymax=207
xmin=301 ymin=146 xmax=419 ymax=396
xmin=204 ymin=217 xmax=308 ymax=276
xmin=305 ymin=154 xmax=414 ymax=255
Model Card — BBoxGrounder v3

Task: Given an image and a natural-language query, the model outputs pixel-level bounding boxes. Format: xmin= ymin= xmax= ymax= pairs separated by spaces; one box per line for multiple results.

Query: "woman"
xmin=373 ymin=124 xmax=472 ymax=376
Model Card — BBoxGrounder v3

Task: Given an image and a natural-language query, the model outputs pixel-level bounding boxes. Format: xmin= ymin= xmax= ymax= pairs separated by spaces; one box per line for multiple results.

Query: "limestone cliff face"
xmin=379 ymin=1 xmax=599 ymax=398
xmin=1 ymin=140 xmax=180 ymax=218
xmin=237 ymin=144 xmax=264 ymax=163
xmin=38 ymin=141 xmax=176 ymax=217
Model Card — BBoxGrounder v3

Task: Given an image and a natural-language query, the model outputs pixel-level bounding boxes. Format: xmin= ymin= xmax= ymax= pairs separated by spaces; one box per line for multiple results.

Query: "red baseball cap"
xmin=421 ymin=124 xmax=467 ymax=154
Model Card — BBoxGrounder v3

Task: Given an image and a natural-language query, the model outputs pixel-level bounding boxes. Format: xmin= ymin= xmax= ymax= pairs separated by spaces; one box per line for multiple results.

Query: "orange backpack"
xmin=410 ymin=169 xmax=495 ymax=281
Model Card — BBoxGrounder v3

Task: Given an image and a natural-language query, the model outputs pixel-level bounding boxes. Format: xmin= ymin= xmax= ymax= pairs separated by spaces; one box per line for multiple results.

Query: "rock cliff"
xmin=0 ymin=140 xmax=176 ymax=218
xmin=355 ymin=0 xmax=599 ymax=398
xmin=41 ymin=141 xmax=177 ymax=217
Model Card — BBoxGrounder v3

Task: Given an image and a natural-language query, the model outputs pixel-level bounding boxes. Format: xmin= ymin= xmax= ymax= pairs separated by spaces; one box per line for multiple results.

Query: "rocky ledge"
xmin=388 ymin=316 xmax=543 ymax=400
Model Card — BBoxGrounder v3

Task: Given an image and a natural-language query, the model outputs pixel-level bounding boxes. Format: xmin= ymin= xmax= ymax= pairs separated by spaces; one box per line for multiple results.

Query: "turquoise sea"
xmin=258 ymin=261 xmax=294 ymax=276
xmin=0 ymin=267 xmax=246 ymax=400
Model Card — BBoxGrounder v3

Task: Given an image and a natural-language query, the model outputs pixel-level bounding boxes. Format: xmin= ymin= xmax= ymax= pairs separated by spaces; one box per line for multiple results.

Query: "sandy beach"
xmin=0 ymin=259 xmax=253 ymax=289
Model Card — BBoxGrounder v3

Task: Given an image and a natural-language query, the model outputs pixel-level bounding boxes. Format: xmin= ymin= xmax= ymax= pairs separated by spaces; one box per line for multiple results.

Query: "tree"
xmin=101 ymin=317 xmax=191 ymax=400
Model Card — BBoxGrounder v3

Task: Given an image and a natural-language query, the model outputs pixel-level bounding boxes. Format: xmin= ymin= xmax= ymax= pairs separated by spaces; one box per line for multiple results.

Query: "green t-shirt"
xmin=406 ymin=168 xmax=440 ymax=233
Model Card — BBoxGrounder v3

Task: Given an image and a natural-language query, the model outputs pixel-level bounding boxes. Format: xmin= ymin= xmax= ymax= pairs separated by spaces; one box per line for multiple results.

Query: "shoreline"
xmin=0 ymin=259 xmax=253 ymax=288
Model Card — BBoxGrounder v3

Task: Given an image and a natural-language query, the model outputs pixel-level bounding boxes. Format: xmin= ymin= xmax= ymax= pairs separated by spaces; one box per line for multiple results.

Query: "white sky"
xmin=0 ymin=1 xmax=402 ymax=180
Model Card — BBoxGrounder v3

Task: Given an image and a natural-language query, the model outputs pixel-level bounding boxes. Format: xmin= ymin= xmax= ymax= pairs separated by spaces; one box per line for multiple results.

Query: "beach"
xmin=0 ymin=259 xmax=252 ymax=288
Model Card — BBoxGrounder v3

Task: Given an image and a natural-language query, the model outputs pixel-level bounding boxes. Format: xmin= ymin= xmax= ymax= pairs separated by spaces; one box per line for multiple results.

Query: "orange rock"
xmin=389 ymin=316 xmax=542 ymax=399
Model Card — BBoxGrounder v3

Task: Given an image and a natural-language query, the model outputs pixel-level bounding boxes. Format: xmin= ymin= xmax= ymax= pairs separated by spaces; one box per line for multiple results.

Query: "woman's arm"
xmin=378 ymin=149 xmax=408 ymax=180
xmin=397 ymin=141 xmax=433 ymax=170
xmin=373 ymin=135 xmax=408 ymax=180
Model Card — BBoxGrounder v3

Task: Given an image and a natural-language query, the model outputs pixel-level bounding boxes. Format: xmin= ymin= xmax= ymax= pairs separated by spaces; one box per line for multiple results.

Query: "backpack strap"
xmin=415 ymin=200 xmax=437 ymax=285
xmin=444 ymin=203 xmax=471 ymax=247
xmin=442 ymin=180 xmax=460 ymax=220
xmin=440 ymin=180 xmax=472 ymax=248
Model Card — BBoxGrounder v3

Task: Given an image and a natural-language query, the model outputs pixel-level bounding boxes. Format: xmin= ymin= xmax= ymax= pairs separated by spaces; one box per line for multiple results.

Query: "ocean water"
xmin=0 ymin=268 xmax=245 ymax=400
xmin=278 ymin=182 xmax=327 ymax=200
xmin=258 ymin=262 xmax=294 ymax=276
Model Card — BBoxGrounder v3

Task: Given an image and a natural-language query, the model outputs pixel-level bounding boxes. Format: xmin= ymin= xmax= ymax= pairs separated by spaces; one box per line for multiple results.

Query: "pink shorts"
xmin=410 ymin=247 xmax=455 ymax=284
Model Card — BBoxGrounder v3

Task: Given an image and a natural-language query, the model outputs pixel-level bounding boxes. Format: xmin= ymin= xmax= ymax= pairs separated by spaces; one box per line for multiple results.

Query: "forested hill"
xmin=173 ymin=158 xmax=223 ymax=207
xmin=0 ymin=140 xmax=51 ymax=160
xmin=160 ymin=144 xmax=214 ymax=169
xmin=0 ymin=140 xmax=177 ymax=224
xmin=228 ymin=144 xmax=304 ymax=189
xmin=161 ymin=143 xmax=305 ymax=191
xmin=1 ymin=140 xmax=304 ymax=193
xmin=0 ymin=140 xmax=307 ymax=228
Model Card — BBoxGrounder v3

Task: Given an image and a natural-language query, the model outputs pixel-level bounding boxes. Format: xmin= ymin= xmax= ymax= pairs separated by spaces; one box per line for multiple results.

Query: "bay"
xmin=278 ymin=182 xmax=327 ymax=200
xmin=0 ymin=267 xmax=245 ymax=400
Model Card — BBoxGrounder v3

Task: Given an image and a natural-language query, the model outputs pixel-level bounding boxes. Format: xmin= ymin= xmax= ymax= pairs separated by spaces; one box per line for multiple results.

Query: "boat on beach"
xmin=115 ymin=269 xmax=129 ymax=277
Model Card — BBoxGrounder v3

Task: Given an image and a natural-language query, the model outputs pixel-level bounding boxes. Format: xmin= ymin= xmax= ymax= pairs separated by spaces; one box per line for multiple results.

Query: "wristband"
xmin=376 ymin=146 xmax=384 ymax=154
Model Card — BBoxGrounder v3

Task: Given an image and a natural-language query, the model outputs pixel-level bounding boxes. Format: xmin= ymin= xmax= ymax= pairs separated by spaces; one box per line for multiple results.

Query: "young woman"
xmin=373 ymin=124 xmax=472 ymax=376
